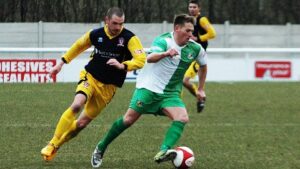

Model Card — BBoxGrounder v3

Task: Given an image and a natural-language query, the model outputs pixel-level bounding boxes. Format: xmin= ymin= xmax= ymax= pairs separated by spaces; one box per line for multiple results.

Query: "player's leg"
xmin=55 ymin=111 xmax=93 ymax=147
xmin=56 ymin=71 xmax=118 ymax=146
xmin=41 ymin=70 xmax=92 ymax=161
xmin=154 ymin=98 xmax=188 ymax=163
xmin=184 ymin=62 xmax=206 ymax=113
xmin=55 ymin=88 xmax=106 ymax=147
xmin=91 ymin=88 xmax=157 ymax=168
xmin=41 ymin=93 xmax=86 ymax=161
xmin=96 ymin=108 xmax=141 ymax=152
xmin=91 ymin=108 xmax=141 ymax=168
xmin=53 ymin=94 xmax=87 ymax=144
xmin=59 ymin=80 xmax=115 ymax=147
xmin=94 ymin=88 xmax=156 ymax=154
xmin=183 ymin=61 xmax=199 ymax=97
xmin=161 ymin=107 xmax=188 ymax=148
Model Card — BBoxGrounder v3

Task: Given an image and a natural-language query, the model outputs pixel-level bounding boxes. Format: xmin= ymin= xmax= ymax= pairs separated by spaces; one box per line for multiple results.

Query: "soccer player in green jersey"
xmin=91 ymin=14 xmax=207 ymax=168
xmin=40 ymin=7 xmax=146 ymax=162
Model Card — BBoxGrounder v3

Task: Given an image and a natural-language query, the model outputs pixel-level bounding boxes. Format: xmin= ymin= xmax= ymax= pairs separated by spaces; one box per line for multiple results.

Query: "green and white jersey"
xmin=136 ymin=32 xmax=207 ymax=94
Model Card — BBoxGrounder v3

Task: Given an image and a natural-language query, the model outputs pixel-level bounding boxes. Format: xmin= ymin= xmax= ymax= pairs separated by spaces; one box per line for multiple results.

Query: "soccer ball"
xmin=172 ymin=146 xmax=195 ymax=169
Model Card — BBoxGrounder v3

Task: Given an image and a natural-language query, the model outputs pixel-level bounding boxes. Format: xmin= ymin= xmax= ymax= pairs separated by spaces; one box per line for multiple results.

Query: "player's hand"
xmin=196 ymin=89 xmax=206 ymax=102
xmin=165 ymin=48 xmax=178 ymax=58
xmin=106 ymin=58 xmax=124 ymax=70
xmin=49 ymin=61 xmax=64 ymax=79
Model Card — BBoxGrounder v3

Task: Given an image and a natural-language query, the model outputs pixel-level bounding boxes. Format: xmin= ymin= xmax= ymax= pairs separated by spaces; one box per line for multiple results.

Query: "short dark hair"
xmin=174 ymin=14 xmax=194 ymax=27
xmin=106 ymin=7 xmax=124 ymax=19
xmin=189 ymin=0 xmax=201 ymax=7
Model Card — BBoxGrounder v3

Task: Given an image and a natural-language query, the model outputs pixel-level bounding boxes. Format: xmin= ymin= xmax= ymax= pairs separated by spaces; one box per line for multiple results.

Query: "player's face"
xmin=175 ymin=22 xmax=194 ymax=46
xmin=188 ymin=3 xmax=200 ymax=16
xmin=106 ymin=14 xmax=125 ymax=36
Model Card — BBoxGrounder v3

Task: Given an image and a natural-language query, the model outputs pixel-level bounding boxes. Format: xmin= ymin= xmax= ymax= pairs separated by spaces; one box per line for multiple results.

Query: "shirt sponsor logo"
xmin=187 ymin=53 xmax=193 ymax=59
xmin=94 ymin=48 xmax=121 ymax=58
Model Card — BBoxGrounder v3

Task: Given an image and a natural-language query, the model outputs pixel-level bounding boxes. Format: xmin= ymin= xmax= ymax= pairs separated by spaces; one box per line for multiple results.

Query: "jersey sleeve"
xmin=150 ymin=36 xmax=167 ymax=53
xmin=122 ymin=35 xmax=146 ymax=71
xmin=62 ymin=30 xmax=92 ymax=63
xmin=198 ymin=17 xmax=216 ymax=42
xmin=195 ymin=46 xmax=207 ymax=67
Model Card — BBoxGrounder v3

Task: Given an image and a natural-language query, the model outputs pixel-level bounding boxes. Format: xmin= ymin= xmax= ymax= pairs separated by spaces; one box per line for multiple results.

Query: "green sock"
xmin=160 ymin=121 xmax=186 ymax=151
xmin=97 ymin=117 xmax=128 ymax=153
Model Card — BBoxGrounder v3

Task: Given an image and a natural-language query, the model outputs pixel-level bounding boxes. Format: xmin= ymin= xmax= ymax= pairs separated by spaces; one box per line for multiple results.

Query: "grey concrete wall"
xmin=0 ymin=21 xmax=299 ymax=48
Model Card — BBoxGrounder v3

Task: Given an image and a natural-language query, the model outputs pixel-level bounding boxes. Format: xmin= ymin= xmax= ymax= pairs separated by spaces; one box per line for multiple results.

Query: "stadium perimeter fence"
xmin=0 ymin=48 xmax=300 ymax=82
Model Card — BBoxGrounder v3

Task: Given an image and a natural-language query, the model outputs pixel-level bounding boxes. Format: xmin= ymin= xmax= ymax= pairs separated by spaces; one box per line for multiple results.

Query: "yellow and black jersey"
xmin=62 ymin=26 xmax=146 ymax=87
xmin=193 ymin=15 xmax=216 ymax=50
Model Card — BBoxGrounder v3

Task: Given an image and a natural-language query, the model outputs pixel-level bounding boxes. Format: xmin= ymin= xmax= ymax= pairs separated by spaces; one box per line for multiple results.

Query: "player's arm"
xmin=198 ymin=17 xmax=216 ymax=42
xmin=147 ymin=48 xmax=178 ymax=63
xmin=121 ymin=36 xmax=146 ymax=71
xmin=49 ymin=31 xmax=92 ymax=78
xmin=196 ymin=47 xmax=208 ymax=101
xmin=197 ymin=65 xmax=207 ymax=97
xmin=146 ymin=36 xmax=178 ymax=63
xmin=61 ymin=31 xmax=92 ymax=64
xmin=49 ymin=60 xmax=64 ymax=78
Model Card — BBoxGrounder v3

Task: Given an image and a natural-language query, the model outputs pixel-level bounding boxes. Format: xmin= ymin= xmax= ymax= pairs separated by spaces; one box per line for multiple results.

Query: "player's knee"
xmin=123 ymin=109 xmax=140 ymax=126
xmin=181 ymin=116 xmax=189 ymax=123
xmin=123 ymin=116 xmax=135 ymax=126
xmin=177 ymin=114 xmax=189 ymax=123
xmin=70 ymin=103 xmax=83 ymax=113
xmin=70 ymin=94 xmax=86 ymax=112
xmin=123 ymin=113 xmax=139 ymax=126
xmin=71 ymin=101 xmax=84 ymax=113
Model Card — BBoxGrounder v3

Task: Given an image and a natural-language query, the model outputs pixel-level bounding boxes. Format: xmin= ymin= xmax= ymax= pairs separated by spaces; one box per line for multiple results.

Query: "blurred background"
xmin=0 ymin=0 xmax=299 ymax=82
xmin=1 ymin=0 xmax=300 ymax=24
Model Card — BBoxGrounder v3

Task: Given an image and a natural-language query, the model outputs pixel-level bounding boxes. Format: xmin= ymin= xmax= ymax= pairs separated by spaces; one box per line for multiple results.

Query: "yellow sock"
xmin=50 ymin=108 xmax=76 ymax=146
xmin=192 ymin=84 xmax=198 ymax=96
xmin=57 ymin=120 xmax=78 ymax=147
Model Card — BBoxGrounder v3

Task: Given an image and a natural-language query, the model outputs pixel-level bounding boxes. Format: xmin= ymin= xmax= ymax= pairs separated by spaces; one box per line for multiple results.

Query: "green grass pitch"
xmin=0 ymin=82 xmax=299 ymax=169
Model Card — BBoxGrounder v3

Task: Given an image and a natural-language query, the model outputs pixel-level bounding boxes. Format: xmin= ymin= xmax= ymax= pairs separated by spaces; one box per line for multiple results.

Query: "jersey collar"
xmin=104 ymin=24 xmax=124 ymax=39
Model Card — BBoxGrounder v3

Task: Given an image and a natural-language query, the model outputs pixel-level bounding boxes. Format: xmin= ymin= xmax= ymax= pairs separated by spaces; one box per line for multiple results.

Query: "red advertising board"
xmin=255 ymin=61 xmax=291 ymax=79
xmin=0 ymin=59 xmax=56 ymax=83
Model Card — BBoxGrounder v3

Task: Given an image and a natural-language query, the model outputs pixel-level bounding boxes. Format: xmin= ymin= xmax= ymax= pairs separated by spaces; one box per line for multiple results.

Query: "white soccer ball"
xmin=172 ymin=146 xmax=195 ymax=169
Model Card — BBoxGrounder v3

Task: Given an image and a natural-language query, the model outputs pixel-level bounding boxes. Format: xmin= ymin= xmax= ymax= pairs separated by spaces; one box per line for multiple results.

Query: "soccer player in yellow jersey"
xmin=184 ymin=0 xmax=216 ymax=112
xmin=41 ymin=7 xmax=146 ymax=161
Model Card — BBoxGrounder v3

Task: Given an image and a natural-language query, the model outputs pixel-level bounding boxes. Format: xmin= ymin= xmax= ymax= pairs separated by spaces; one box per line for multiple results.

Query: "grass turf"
xmin=0 ymin=82 xmax=299 ymax=169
